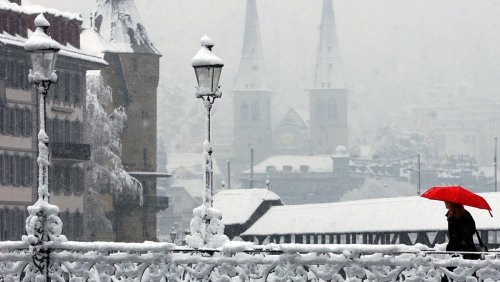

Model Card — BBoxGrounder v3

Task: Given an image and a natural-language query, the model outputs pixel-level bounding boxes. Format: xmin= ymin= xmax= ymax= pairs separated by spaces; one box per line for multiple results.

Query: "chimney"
xmin=9 ymin=0 xmax=21 ymax=5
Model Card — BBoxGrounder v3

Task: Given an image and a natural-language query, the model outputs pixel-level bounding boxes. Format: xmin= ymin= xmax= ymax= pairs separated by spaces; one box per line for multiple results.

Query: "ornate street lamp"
xmin=24 ymin=14 xmax=65 ymax=279
xmin=185 ymin=35 xmax=228 ymax=248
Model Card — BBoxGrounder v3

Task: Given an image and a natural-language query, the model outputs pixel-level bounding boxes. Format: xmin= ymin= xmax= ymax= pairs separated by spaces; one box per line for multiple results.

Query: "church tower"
xmin=309 ymin=0 xmax=348 ymax=154
xmin=233 ymin=0 xmax=272 ymax=174
xmin=91 ymin=0 xmax=161 ymax=242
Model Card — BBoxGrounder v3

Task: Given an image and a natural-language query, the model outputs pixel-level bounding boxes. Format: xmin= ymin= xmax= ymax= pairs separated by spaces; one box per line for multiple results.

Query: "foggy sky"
xmin=28 ymin=0 xmax=500 ymax=134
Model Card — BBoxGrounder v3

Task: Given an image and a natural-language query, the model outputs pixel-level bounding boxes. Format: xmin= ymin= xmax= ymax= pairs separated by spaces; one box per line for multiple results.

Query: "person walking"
xmin=444 ymin=201 xmax=478 ymax=259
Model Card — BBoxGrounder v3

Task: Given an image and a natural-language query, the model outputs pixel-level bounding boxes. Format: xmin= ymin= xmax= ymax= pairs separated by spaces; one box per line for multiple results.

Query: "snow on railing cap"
xmin=191 ymin=35 xmax=224 ymax=67
xmin=24 ymin=14 xmax=62 ymax=52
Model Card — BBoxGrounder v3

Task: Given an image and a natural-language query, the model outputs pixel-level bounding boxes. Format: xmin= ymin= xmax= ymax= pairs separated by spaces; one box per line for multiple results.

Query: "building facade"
xmin=91 ymin=0 xmax=162 ymax=242
xmin=0 ymin=0 xmax=106 ymax=240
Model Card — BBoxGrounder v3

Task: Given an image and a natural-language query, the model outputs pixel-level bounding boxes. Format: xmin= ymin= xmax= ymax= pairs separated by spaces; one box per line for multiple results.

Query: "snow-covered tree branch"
xmin=84 ymin=73 xmax=143 ymax=238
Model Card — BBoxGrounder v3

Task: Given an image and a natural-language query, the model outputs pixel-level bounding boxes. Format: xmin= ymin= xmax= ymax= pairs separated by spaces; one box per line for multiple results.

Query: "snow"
xmin=242 ymin=192 xmax=500 ymax=236
xmin=91 ymin=0 xmax=161 ymax=55
xmin=24 ymin=14 xmax=61 ymax=52
xmin=246 ymin=155 xmax=334 ymax=174
xmin=0 ymin=31 xmax=107 ymax=66
xmin=213 ymin=188 xmax=282 ymax=225
xmin=80 ymin=28 xmax=116 ymax=58
xmin=191 ymin=35 xmax=224 ymax=67
xmin=0 ymin=0 xmax=82 ymax=20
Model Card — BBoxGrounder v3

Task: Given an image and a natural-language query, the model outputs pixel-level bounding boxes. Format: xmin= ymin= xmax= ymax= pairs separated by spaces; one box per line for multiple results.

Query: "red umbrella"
xmin=421 ymin=185 xmax=493 ymax=217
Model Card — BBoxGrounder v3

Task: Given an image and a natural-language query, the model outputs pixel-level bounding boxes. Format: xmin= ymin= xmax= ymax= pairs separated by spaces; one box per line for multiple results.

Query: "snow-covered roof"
xmin=80 ymin=28 xmax=116 ymax=58
xmin=0 ymin=0 xmax=82 ymax=21
xmin=213 ymin=188 xmax=282 ymax=226
xmin=91 ymin=0 xmax=161 ymax=55
xmin=0 ymin=31 xmax=107 ymax=66
xmin=245 ymin=155 xmax=333 ymax=174
xmin=242 ymin=192 xmax=500 ymax=236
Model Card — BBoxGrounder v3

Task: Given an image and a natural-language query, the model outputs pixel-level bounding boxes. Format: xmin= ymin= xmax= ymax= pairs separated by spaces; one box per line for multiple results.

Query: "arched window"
xmin=327 ymin=99 xmax=337 ymax=120
xmin=240 ymin=102 xmax=249 ymax=121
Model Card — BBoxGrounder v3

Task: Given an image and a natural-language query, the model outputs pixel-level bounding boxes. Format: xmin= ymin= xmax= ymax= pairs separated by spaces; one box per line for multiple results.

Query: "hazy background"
xmin=28 ymin=0 xmax=500 ymax=149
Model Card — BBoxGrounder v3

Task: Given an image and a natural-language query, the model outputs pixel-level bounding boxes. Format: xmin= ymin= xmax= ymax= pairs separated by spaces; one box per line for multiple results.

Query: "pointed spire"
xmin=234 ymin=0 xmax=267 ymax=90
xmin=91 ymin=0 xmax=160 ymax=55
xmin=313 ymin=0 xmax=344 ymax=89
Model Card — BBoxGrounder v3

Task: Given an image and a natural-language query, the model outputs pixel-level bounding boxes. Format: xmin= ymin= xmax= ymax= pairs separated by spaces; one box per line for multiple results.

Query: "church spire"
xmin=313 ymin=0 xmax=344 ymax=89
xmin=234 ymin=0 xmax=266 ymax=90
xmin=91 ymin=0 xmax=160 ymax=55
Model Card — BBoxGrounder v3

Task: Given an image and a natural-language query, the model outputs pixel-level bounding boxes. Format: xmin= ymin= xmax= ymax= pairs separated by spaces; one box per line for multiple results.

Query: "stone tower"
xmin=92 ymin=0 xmax=161 ymax=242
xmin=309 ymin=0 xmax=348 ymax=154
xmin=233 ymin=0 xmax=272 ymax=175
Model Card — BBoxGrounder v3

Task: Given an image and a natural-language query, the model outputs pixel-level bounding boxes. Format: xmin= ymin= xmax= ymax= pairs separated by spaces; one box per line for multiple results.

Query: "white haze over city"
xmin=29 ymin=0 xmax=500 ymax=137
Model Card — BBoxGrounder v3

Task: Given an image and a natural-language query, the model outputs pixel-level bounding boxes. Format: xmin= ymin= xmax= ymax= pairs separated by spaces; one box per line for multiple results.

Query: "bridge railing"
xmin=1 ymin=240 xmax=499 ymax=281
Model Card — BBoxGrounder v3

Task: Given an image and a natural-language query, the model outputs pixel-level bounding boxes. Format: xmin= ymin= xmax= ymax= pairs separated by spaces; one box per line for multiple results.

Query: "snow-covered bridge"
xmin=239 ymin=193 xmax=500 ymax=248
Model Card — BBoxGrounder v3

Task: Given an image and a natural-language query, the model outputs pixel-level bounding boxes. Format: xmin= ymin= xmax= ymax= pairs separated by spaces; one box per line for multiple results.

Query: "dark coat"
xmin=446 ymin=210 xmax=478 ymax=259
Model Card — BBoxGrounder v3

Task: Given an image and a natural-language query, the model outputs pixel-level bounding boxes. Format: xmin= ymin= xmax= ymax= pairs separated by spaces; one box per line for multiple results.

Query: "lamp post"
xmin=185 ymin=35 xmax=228 ymax=248
xmin=24 ymin=14 xmax=65 ymax=279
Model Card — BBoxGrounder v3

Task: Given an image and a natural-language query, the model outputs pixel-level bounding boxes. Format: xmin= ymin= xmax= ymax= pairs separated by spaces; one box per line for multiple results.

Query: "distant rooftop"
xmin=214 ymin=188 xmax=282 ymax=226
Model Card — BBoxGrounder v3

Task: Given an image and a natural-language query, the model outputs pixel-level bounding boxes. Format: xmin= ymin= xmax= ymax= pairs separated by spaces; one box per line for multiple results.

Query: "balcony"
xmin=51 ymin=142 xmax=91 ymax=165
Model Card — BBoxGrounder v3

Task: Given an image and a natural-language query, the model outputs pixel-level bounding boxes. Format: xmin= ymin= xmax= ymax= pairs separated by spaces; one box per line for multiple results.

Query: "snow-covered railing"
xmin=0 ymin=241 xmax=499 ymax=281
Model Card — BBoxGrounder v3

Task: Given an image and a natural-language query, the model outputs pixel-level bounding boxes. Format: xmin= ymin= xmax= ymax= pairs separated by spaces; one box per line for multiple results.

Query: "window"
xmin=0 ymin=107 xmax=4 ymax=134
xmin=240 ymin=102 xmax=249 ymax=121
xmin=0 ymin=154 xmax=3 ymax=184
xmin=14 ymin=107 xmax=22 ymax=136
xmin=64 ymin=73 xmax=71 ymax=103
xmin=5 ymin=154 xmax=12 ymax=185
xmin=327 ymin=99 xmax=337 ymax=120
xmin=251 ymin=101 xmax=260 ymax=121
xmin=64 ymin=167 xmax=71 ymax=195
xmin=53 ymin=80 xmax=61 ymax=102
xmin=23 ymin=108 xmax=32 ymax=136
xmin=316 ymin=99 xmax=325 ymax=121
xmin=74 ymin=74 xmax=81 ymax=105
xmin=65 ymin=119 xmax=70 ymax=143
xmin=14 ymin=154 xmax=22 ymax=187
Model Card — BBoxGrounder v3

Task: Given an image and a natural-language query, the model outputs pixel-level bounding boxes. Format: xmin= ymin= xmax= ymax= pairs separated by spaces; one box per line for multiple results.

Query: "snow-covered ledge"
xmin=0 ymin=241 xmax=498 ymax=281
